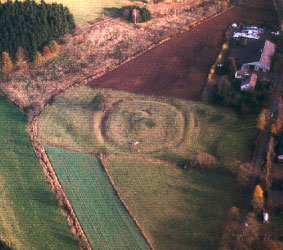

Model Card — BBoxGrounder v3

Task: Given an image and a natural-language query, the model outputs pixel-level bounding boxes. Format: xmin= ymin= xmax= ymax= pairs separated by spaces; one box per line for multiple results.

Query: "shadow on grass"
xmin=31 ymin=188 xmax=58 ymax=208
xmin=0 ymin=241 xmax=12 ymax=250
xmin=53 ymin=232 xmax=78 ymax=247
xmin=103 ymin=7 xmax=123 ymax=17
xmin=150 ymin=168 xmax=241 ymax=250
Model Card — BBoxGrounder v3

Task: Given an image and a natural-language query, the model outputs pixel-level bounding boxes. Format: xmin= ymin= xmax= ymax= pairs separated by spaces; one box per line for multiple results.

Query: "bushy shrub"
xmin=251 ymin=197 xmax=264 ymax=213
xmin=236 ymin=162 xmax=253 ymax=186
xmin=193 ymin=152 xmax=218 ymax=170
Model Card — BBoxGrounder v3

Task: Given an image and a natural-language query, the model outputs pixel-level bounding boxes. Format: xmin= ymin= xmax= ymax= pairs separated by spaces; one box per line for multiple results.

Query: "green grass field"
xmin=2 ymin=0 xmax=133 ymax=23
xmin=38 ymin=87 xmax=256 ymax=171
xmin=37 ymin=86 xmax=256 ymax=249
xmin=104 ymin=155 xmax=242 ymax=250
xmin=45 ymin=146 xmax=150 ymax=250
xmin=43 ymin=0 xmax=132 ymax=23
xmin=0 ymin=96 xmax=78 ymax=250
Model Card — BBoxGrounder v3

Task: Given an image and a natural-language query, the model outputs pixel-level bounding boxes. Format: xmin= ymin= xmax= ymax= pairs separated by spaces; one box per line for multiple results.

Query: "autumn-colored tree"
xmin=236 ymin=162 xmax=253 ymax=185
xmin=218 ymin=207 xmax=240 ymax=250
xmin=34 ymin=51 xmax=44 ymax=66
xmin=1 ymin=51 xmax=13 ymax=73
xmin=238 ymin=212 xmax=261 ymax=249
xmin=271 ymin=115 xmax=283 ymax=134
xmin=262 ymin=240 xmax=283 ymax=250
xmin=253 ymin=184 xmax=264 ymax=199
xmin=49 ymin=40 xmax=59 ymax=53
xmin=193 ymin=152 xmax=218 ymax=170
xmin=42 ymin=45 xmax=51 ymax=58
xmin=257 ymin=109 xmax=269 ymax=131
xmin=15 ymin=46 xmax=26 ymax=67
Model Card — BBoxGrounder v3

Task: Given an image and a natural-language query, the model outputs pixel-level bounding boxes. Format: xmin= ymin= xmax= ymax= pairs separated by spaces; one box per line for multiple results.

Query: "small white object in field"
xmin=263 ymin=212 xmax=269 ymax=223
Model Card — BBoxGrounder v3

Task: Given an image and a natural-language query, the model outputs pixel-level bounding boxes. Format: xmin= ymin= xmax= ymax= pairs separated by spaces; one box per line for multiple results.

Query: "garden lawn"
xmin=104 ymin=155 xmax=243 ymax=250
xmin=0 ymin=96 xmax=78 ymax=250
xmin=46 ymin=146 xmax=150 ymax=250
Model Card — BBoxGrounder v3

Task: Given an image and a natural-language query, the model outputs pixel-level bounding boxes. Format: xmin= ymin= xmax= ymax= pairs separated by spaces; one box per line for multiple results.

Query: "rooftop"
xmin=241 ymin=73 xmax=257 ymax=87
xmin=259 ymin=40 xmax=276 ymax=68
xmin=230 ymin=39 xmax=266 ymax=69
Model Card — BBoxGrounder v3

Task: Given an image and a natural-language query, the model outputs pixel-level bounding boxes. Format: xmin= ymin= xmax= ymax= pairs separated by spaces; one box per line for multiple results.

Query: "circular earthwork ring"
xmin=101 ymin=100 xmax=185 ymax=153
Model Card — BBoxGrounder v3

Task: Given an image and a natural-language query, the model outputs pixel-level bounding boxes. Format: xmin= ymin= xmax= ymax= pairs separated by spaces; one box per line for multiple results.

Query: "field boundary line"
xmin=28 ymin=118 xmax=92 ymax=250
xmin=79 ymin=5 xmax=235 ymax=87
xmin=97 ymin=154 xmax=154 ymax=250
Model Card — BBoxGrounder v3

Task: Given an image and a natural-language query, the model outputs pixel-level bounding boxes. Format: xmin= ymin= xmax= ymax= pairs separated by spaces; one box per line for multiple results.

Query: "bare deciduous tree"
xmin=132 ymin=8 xmax=140 ymax=24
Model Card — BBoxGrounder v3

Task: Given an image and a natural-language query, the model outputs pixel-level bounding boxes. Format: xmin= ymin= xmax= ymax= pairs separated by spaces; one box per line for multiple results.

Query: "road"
xmin=232 ymin=72 xmax=283 ymax=250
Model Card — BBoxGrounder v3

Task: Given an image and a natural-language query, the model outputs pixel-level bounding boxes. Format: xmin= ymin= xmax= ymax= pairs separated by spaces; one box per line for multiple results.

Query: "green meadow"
xmin=38 ymin=87 xmax=256 ymax=171
xmin=46 ymin=146 xmax=150 ymax=250
xmin=37 ymin=86 xmax=256 ymax=249
xmin=104 ymin=155 xmax=243 ymax=250
xmin=0 ymin=96 xmax=78 ymax=250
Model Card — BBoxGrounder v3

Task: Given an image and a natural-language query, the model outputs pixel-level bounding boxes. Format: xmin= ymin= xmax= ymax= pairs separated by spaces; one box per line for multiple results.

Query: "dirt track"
xmin=88 ymin=0 xmax=277 ymax=101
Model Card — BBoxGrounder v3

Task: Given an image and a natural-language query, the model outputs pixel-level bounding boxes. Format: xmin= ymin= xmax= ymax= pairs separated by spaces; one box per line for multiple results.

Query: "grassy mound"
xmin=104 ymin=100 xmax=185 ymax=153
xmin=0 ymin=96 xmax=77 ymax=250
xmin=46 ymin=146 xmax=150 ymax=250
xmin=104 ymin=155 xmax=242 ymax=250
xmin=38 ymin=87 xmax=255 ymax=170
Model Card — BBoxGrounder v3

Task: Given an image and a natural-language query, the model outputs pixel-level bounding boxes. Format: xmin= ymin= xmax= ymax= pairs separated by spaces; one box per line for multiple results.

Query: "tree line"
xmin=0 ymin=0 xmax=75 ymax=61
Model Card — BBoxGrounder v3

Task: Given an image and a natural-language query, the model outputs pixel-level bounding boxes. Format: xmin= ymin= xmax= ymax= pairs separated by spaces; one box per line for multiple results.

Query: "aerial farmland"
xmin=0 ymin=0 xmax=281 ymax=249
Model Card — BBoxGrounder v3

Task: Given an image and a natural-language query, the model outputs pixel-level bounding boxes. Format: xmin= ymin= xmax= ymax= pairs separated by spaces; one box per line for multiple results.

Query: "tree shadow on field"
xmin=31 ymin=188 xmax=58 ymax=208
xmin=103 ymin=7 xmax=123 ymax=17
xmin=53 ymin=231 xmax=78 ymax=247
xmin=150 ymin=168 xmax=239 ymax=250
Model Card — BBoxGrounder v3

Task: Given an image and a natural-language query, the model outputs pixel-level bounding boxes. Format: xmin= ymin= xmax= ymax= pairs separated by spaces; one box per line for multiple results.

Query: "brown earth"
xmin=88 ymin=0 xmax=278 ymax=101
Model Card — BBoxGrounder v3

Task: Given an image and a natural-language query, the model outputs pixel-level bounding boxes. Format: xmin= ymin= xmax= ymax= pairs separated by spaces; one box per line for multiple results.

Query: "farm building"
xmin=232 ymin=39 xmax=276 ymax=78
xmin=240 ymin=73 xmax=257 ymax=91
xmin=232 ymin=26 xmax=264 ymax=40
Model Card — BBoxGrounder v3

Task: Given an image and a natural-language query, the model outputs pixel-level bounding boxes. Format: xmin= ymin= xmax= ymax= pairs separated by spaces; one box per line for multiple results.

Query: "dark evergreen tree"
xmin=0 ymin=0 xmax=75 ymax=61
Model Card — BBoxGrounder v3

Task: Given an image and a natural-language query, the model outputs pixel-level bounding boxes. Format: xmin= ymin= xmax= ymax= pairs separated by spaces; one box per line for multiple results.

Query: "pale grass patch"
xmin=0 ymin=174 xmax=25 ymax=250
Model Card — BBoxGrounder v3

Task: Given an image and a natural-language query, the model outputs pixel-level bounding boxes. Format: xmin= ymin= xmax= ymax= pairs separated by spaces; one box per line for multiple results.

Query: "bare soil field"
xmin=88 ymin=0 xmax=277 ymax=101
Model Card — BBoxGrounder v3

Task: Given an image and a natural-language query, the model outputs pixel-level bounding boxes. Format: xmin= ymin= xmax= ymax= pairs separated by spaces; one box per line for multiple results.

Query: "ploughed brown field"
xmin=88 ymin=0 xmax=277 ymax=101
